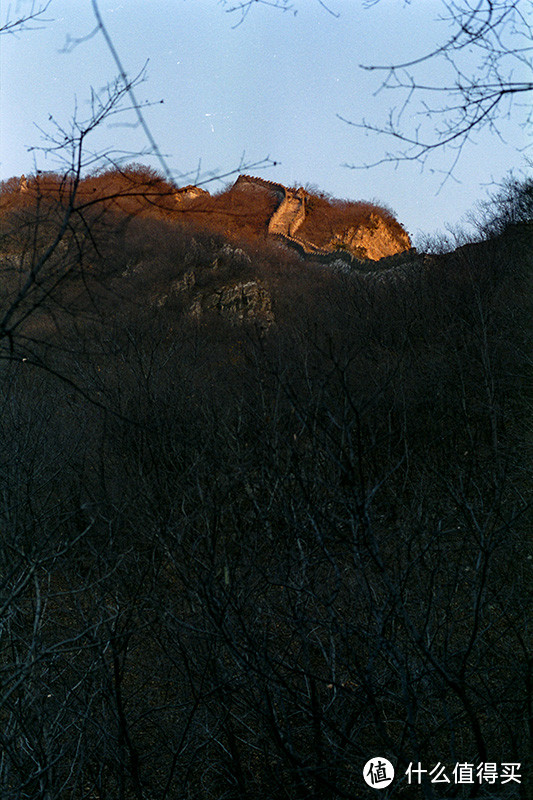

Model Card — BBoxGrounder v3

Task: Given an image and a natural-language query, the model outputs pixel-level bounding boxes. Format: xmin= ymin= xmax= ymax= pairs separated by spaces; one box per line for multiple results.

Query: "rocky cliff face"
xmin=190 ymin=280 xmax=274 ymax=329
xmin=150 ymin=242 xmax=275 ymax=330
xmin=330 ymin=213 xmax=411 ymax=261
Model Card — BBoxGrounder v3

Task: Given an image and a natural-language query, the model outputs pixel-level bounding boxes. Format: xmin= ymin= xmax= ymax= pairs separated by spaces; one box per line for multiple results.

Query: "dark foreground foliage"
xmin=0 ymin=175 xmax=531 ymax=799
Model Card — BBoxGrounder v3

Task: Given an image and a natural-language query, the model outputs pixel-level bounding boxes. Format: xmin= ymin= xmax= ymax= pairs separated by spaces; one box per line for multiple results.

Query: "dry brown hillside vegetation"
xmin=0 ymin=167 xmax=531 ymax=800
xmin=1 ymin=165 xmax=411 ymax=260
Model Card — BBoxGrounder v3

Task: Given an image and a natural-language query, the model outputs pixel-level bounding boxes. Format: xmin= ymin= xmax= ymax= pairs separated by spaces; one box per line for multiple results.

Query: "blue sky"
xmin=1 ymin=0 xmax=530 ymax=242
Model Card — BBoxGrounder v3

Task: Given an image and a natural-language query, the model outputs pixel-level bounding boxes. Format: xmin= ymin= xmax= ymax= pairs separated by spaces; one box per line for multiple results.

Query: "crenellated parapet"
xmin=265 ymin=185 xmax=307 ymax=237
xmin=232 ymin=176 xmax=319 ymax=253
xmin=232 ymin=174 xmax=286 ymax=200
xmin=271 ymin=232 xmax=333 ymax=260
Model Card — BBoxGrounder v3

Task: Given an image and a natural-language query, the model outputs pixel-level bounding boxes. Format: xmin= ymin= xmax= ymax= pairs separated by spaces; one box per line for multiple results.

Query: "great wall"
xmin=166 ymin=175 xmax=417 ymax=327
xmin=11 ymin=170 xmax=529 ymax=335
xmin=16 ymin=171 xmax=411 ymax=264
xmin=179 ymin=174 xmax=412 ymax=263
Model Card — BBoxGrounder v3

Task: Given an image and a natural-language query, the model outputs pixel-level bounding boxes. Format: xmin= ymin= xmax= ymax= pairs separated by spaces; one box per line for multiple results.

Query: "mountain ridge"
xmin=4 ymin=166 xmax=411 ymax=263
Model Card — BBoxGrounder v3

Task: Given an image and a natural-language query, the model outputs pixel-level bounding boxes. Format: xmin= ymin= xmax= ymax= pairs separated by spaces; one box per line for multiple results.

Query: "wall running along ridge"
xmin=230 ymin=175 xmax=410 ymax=261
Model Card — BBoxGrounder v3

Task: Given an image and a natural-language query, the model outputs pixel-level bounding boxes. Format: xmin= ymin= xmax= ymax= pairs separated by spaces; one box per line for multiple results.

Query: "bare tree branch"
xmin=0 ymin=1 xmax=51 ymax=36
xmin=347 ymin=0 xmax=532 ymax=175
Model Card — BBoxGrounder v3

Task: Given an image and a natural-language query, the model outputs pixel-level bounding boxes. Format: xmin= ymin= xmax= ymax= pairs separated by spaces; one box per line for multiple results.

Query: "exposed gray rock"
xmin=191 ymin=279 xmax=274 ymax=328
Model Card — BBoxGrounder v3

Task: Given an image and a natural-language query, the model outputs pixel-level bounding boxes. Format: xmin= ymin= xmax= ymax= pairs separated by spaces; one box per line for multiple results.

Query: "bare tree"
xmin=222 ymin=0 xmax=531 ymax=177
xmin=340 ymin=0 xmax=532 ymax=177
xmin=0 ymin=0 xmax=277 ymax=370
xmin=0 ymin=69 xmax=148 ymax=364
xmin=469 ymin=171 xmax=533 ymax=236
xmin=1 ymin=4 xmax=530 ymax=799
xmin=220 ymin=0 xmax=340 ymax=28
xmin=0 ymin=1 xmax=51 ymax=36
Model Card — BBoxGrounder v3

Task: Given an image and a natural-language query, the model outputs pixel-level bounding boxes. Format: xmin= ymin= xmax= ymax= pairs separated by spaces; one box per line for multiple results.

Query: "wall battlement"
xmin=229 ymin=177 xmax=410 ymax=261
xmin=233 ymin=174 xmax=286 ymax=200
xmin=231 ymin=176 xmax=327 ymax=256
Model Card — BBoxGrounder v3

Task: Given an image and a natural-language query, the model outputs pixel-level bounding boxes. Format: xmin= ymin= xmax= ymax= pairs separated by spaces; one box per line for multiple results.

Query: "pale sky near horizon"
xmin=1 ymin=0 xmax=530 ymax=243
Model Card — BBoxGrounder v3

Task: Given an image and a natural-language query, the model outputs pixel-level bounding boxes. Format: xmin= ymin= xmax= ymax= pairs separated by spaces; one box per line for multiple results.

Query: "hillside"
xmin=2 ymin=166 xmax=411 ymax=261
xmin=0 ymin=168 xmax=531 ymax=800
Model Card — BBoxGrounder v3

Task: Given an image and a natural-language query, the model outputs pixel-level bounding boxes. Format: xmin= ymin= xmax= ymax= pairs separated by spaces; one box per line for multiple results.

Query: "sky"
xmin=1 ymin=0 xmax=530 ymax=243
